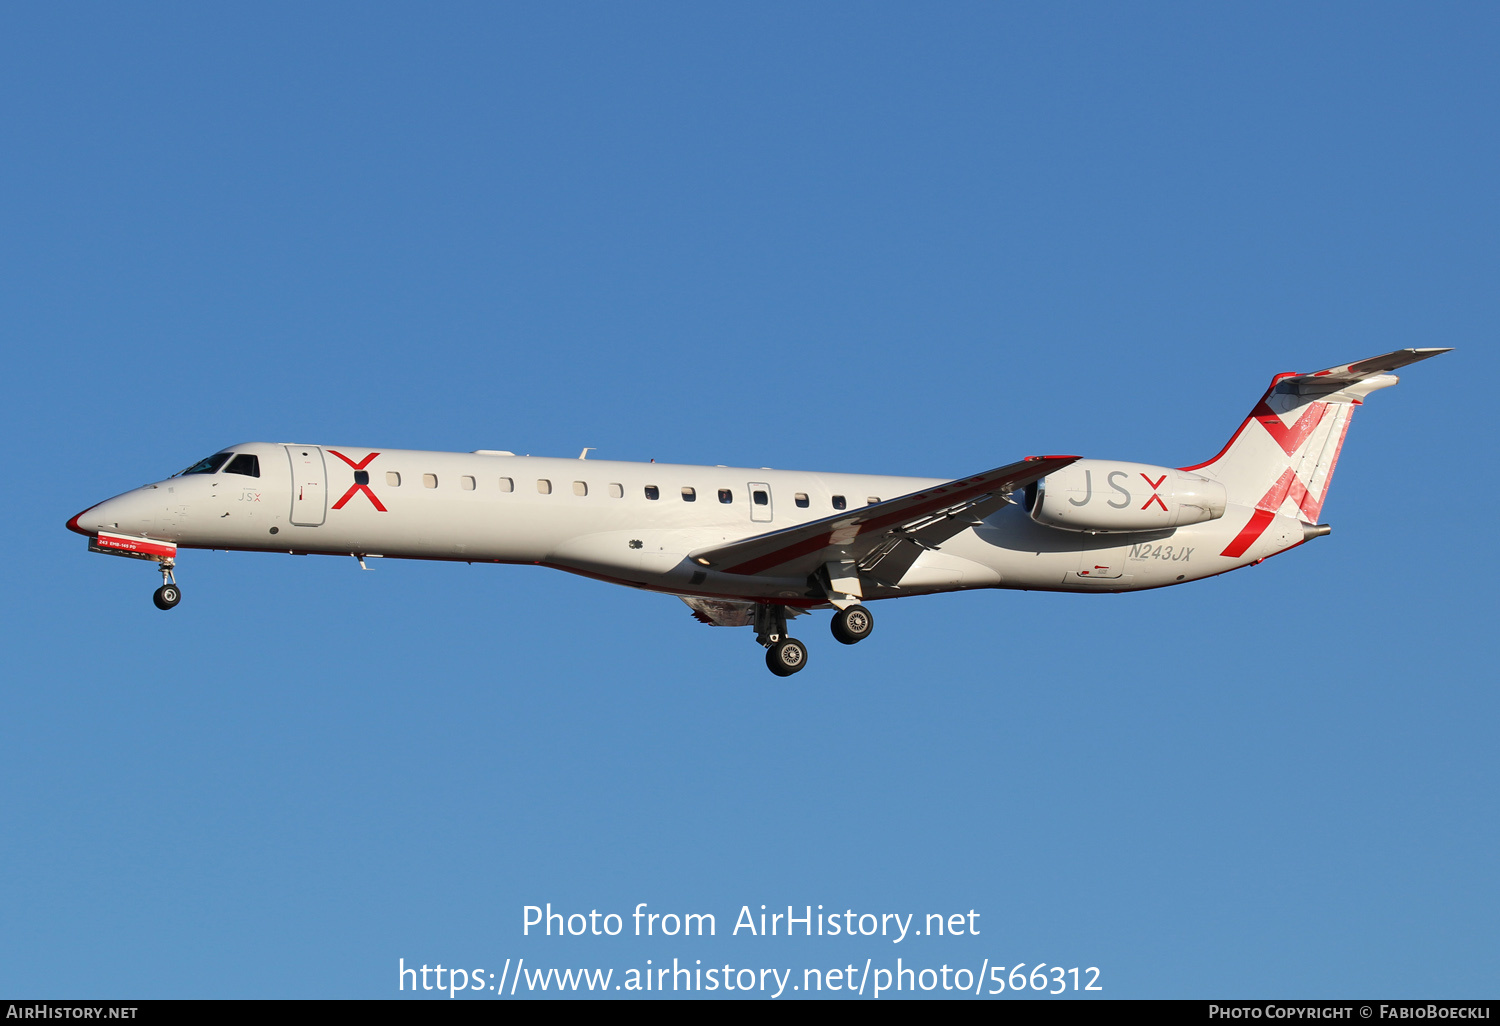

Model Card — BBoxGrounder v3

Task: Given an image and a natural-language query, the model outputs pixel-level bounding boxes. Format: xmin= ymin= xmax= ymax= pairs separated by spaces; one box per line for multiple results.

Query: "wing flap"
xmin=855 ymin=490 xmax=1014 ymax=584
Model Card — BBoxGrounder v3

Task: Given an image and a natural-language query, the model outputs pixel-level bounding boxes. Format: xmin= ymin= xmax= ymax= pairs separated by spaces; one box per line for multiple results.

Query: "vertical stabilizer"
xmin=1182 ymin=348 xmax=1450 ymax=558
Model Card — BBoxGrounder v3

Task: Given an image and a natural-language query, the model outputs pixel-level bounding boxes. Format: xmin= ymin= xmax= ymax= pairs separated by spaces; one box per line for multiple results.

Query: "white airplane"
xmin=68 ymin=348 xmax=1448 ymax=675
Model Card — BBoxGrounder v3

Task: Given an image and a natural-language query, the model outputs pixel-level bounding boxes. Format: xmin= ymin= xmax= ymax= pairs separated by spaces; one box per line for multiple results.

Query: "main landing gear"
xmin=830 ymin=604 xmax=873 ymax=645
xmin=766 ymin=638 xmax=807 ymax=676
xmin=755 ymin=604 xmax=807 ymax=677
xmin=751 ymin=603 xmax=877 ymax=675
xmin=151 ymin=560 xmax=181 ymax=610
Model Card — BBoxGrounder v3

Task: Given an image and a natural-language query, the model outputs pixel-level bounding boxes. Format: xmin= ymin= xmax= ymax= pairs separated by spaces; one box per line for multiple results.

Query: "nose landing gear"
xmin=152 ymin=560 xmax=181 ymax=610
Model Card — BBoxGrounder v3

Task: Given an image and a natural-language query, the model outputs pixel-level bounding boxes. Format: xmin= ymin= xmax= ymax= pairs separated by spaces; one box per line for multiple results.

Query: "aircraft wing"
xmin=687 ymin=455 xmax=1080 ymax=581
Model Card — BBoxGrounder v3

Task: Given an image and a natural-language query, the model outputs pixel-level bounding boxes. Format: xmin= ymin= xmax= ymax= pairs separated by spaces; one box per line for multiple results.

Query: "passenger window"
xmin=461 ymin=476 xmax=476 ymax=491
xmin=223 ymin=453 xmax=260 ymax=477
xmin=832 ymin=495 xmax=846 ymax=510
xmin=386 ymin=471 xmax=401 ymax=487
xmin=498 ymin=477 xmax=513 ymax=492
xmin=753 ymin=490 xmax=769 ymax=506
xmin=574 ymin=481 xmax=588 ymax=496
xmin=681 ymin=487 xmax=696 ymax=501
xmin=794 ymin=492 xmax=809 ymax=508
xmin=180 ymin=452 xmax=231 ymax=476
xmin=645 ymin=486 xmax=659 ymax=500
xmin=423 ymin=474 xmax=438 ymax=489
xmin=537 ymin=479 xmax=552 ymax=494
xmin=867 ymin=496 xmax=880 ymax=504
xmin=608 ymin=483 xmax=624 ymax=498
xmin=354 ymin=471 xmax=369 ymax=485
xmin=718 ymin=489 xmax=733 ymax=503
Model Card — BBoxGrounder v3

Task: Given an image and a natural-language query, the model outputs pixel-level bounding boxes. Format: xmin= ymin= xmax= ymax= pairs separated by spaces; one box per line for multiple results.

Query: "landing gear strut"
xmin=830 ymin=604 xmax=873 ymax=645
xmin=755 ymin=604 xmax=806 ymax=677
xmin=152 ymin=560 xmax=181 ymax=610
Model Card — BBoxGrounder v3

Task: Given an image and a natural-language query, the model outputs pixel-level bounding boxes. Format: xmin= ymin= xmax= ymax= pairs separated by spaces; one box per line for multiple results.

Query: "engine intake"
xmin=1028 ymin=460 xmax=1226 ymax=533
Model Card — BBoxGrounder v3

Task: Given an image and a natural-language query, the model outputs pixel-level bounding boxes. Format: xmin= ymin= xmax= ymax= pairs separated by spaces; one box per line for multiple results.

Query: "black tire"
xmin=152 ymin=584 xmax=181 ymax=610
xmin=830 ymin=604 xmax=873 ymax=645
xmin=765 ymin=638 xmax=808 ymax=676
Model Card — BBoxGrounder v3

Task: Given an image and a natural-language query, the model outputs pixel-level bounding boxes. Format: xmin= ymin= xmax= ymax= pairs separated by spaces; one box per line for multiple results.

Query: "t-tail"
xmin=1182 ymin=348 xmax=1452 ymax=558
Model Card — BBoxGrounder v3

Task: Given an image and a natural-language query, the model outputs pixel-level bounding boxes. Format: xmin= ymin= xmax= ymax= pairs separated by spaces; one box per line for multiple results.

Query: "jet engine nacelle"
xmin=1028 ymin=460 xmax=1227 ymax=533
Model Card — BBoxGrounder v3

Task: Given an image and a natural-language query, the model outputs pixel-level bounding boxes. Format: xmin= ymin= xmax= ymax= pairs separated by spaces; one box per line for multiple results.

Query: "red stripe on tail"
xmin=1218 ymin=467 xmax=1324 ymax=557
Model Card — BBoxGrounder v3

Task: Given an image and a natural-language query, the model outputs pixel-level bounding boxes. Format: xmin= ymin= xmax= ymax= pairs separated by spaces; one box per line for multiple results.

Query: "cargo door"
xmin=1072 ymin=542 xmax=1131 ymax=585
xmin=286 ymin=446 xmax=328 ymax=527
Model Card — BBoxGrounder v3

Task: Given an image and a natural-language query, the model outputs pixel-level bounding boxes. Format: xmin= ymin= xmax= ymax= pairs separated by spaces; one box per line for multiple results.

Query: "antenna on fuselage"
xmin=578 ymin=448 xmax=595 ymax=459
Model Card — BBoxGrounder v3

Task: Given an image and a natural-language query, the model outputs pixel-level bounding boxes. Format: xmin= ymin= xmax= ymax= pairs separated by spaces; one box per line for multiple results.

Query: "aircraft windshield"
xmin=223 ymin=453 xmax=260 ymax=478
xmin=177 ymin=453 xmax=232 ymax=476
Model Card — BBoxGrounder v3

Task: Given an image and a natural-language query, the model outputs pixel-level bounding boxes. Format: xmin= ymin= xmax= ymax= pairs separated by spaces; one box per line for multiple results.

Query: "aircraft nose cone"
xmin=68 ymin=491 xmax=157 ymax=537
xmin=66 ymin=505 xmax=99 ymax=536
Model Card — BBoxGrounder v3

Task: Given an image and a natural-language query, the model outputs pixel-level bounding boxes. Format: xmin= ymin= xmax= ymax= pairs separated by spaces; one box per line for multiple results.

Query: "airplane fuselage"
xmin=64 ymin=349 xmax=1448 ymax=676
xmin=69 ymin=441 xmax=1309 ymax=607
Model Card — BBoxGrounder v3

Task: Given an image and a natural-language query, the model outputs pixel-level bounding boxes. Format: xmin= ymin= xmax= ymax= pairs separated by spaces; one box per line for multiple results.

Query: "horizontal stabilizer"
xmin=1281 ymin=347 xmax=1452 ymax=393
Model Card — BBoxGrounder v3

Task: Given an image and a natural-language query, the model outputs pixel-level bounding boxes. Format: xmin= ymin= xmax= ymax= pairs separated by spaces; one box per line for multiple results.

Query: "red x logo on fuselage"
xmin=328 ymin=450 xmax=388 ymax=512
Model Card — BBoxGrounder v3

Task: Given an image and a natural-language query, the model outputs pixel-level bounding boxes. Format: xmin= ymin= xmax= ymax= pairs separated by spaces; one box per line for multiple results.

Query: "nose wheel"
xmin=152 ymin=561 xmax=181 ymax=610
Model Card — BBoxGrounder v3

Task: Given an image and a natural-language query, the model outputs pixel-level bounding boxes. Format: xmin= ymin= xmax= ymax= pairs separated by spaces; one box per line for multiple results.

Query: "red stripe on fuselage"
xmin=1219 ymin=508 xmax=1277 ymax=559
xmin=94 ymin=534 xmax=177 ymax=559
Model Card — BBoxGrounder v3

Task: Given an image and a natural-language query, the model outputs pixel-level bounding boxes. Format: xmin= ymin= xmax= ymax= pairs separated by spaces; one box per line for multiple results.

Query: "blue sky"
xmin=2 ymin=3 xmax=1495 ymax=999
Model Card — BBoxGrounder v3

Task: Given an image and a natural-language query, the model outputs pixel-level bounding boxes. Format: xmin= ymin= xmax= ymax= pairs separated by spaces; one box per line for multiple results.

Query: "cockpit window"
xmin=223 ymin=453 xmax=260 ymax=478
xmin=178 ymin=453 xmax=232 ymax=476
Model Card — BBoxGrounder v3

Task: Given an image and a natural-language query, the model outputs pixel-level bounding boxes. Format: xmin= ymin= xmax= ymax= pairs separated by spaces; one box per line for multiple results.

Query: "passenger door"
xmin=286 ymin=446 xmax=328 ymax=526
